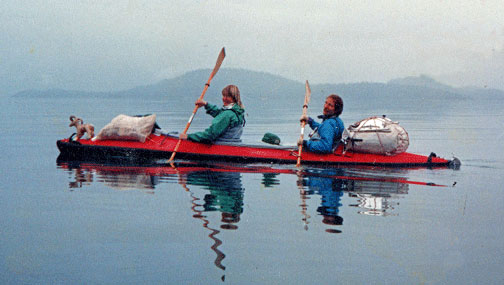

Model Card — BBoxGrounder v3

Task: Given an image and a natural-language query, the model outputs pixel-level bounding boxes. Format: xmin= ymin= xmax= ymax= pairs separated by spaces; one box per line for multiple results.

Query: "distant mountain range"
xmin=13 ymin=68 xmax=504 ymax=112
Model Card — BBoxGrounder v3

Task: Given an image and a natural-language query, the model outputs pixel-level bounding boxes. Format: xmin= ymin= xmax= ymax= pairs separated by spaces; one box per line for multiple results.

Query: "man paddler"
xmin=298 ymin=94 xmax=344 ymax=153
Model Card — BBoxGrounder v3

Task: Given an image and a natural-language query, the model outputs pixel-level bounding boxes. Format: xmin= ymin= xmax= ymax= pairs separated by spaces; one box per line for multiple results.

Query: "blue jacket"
xmin=304 ymin=115 xmax=344 ymax=153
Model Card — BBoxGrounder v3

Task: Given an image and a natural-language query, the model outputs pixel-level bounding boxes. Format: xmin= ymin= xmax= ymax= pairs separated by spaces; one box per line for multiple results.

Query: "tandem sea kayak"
xmin=56 ymin=133 xmax=460 ymax=168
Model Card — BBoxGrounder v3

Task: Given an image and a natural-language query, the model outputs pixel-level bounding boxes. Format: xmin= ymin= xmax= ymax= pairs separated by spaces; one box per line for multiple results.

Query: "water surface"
xmin=1 ymin=96 xmax=503 ymax=284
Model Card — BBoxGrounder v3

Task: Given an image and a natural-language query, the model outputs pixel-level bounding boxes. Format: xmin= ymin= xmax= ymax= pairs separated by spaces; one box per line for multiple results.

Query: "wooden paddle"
xmin=296 ymin=80 xmax=311 ymax=167
xmin=168 ymin=47 xmax=226 ymax=163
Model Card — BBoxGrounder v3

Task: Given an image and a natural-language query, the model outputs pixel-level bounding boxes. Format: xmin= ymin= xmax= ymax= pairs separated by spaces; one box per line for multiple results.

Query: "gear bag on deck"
xmin=343 ymin=116 xmax=409 ymax=156
xmin=93 ymin=114 xmax=157 ymax=143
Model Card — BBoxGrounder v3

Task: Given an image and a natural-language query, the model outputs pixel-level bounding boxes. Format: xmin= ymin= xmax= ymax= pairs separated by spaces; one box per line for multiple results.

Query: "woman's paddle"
xmin=296 ymin=80 xmax=311 ymax=167
xmin=168 ymin=47 xmax=226 ymax=163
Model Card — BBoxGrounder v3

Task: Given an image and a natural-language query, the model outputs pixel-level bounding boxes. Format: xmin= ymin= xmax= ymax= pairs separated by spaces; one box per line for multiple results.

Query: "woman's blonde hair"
xmin=222 ymin=85 xmax=244 ymax=108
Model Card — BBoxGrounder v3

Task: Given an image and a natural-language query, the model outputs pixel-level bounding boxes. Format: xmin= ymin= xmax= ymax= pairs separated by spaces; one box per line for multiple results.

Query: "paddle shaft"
xmin=296 ymin=121 xmax=307 ymax=166
xmin=168 ymin=48 xmax=226 ymax=162
xmin=296 ymin=80 xmax=311 ymax=167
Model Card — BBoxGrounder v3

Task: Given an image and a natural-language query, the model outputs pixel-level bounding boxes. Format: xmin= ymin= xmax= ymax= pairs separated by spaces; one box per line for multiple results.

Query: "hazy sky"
xmin=1 ymin=0 xmax=503 ymax=96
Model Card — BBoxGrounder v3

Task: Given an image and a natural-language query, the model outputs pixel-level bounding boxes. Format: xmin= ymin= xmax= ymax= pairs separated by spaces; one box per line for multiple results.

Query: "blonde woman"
xmin=179 ymin=85 xmax=245 ymax=143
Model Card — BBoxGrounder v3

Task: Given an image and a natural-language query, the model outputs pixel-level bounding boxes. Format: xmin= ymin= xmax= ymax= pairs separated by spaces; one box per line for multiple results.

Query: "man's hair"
xmin=327 ymin=94 xmax=343 ymax=116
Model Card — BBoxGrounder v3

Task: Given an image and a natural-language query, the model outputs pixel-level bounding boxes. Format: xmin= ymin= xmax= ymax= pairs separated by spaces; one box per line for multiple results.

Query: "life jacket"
xmin=215 ymin=108 xmax=246 ymax=143
xmin=309 ymin=115 xmax=344 ymax=150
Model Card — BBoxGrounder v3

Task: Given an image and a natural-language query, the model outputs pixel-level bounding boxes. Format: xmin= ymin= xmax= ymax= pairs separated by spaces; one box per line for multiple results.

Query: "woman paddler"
xmin=179 ymin=85 xmax=246 ymax=143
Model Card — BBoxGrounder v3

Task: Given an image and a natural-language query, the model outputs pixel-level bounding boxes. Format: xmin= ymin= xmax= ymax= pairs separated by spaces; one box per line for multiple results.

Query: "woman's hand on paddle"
xmin=297 ymin=138 xmax=304 ymax=146
xmin=179 ymin=133 xmax=188 ymax=140
xmin=195 ymin=99 xmax=207 ymax=108
xmin=300 ymin=115 xmax=308 ymax=123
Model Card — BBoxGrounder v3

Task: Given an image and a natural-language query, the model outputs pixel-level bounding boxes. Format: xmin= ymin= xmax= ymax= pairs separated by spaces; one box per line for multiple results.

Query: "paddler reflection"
xmin=184 ymin=170 xmax=244 ymax=230
xmin=298 ymin=169 xmax=346 ymax=234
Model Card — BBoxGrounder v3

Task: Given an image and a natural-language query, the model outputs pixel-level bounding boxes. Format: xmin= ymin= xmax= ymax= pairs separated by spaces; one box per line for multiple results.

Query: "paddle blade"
xmin=304 ymin=80 xmax=311 ymax=105
xmin=208 ymin=47 xmax=226 ymax=82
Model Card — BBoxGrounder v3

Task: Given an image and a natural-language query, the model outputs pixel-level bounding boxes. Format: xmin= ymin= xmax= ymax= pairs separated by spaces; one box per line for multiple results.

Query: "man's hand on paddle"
xmin=299 ymin=115 xmax=308 ymax=123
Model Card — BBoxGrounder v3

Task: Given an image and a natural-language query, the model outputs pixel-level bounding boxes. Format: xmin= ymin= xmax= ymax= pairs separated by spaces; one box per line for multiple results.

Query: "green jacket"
xmin=188 ymin=103 xmax=245 ymax=143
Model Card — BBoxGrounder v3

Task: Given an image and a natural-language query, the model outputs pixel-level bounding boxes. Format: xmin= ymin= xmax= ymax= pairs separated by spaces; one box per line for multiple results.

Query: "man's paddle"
xmin=168 ymin=47 xmax=226 ymax=163
xmin=296 ymin=80 xmax=311 ymax=167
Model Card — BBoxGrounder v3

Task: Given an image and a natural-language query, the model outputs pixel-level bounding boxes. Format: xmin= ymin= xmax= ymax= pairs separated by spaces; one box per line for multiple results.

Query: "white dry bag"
xmin=343 ymin=116 xmax=409 ymax=156
xmin=94 ymin=114 xmax=157 ymax=143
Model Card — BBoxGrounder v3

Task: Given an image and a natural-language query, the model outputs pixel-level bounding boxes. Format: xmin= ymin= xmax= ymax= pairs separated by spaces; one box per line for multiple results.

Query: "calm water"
xmin=1 ymin=95 xmax=503 ymax=284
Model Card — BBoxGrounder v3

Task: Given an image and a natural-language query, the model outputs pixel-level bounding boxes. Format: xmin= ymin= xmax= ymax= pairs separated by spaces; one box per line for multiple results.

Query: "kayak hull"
xmin=57 ymin=133 xmax=458 ymax=168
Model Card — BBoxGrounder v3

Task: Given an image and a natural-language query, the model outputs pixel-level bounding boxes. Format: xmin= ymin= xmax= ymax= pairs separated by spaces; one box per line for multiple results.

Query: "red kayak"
xmin=56 ymin=133 xmax=460 ymax=168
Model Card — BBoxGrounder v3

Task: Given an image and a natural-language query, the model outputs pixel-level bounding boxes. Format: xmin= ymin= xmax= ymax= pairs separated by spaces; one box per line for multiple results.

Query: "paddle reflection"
xmin=176 ymin=170 xmax=245 ymax=279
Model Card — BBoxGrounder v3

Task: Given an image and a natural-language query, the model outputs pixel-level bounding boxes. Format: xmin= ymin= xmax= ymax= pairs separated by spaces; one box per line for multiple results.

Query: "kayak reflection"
xmin=58 ymin=158 xmax=431 ymax=223
xmin=57 ymin=157 xmax=442 ymax=277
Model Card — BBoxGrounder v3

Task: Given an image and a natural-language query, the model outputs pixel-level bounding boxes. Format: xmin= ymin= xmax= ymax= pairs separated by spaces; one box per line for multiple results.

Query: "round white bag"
xmin=344 ymin=116 xmax=409 ymax=156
